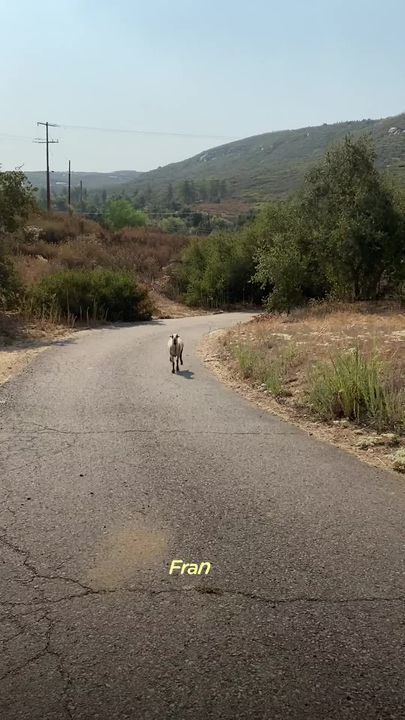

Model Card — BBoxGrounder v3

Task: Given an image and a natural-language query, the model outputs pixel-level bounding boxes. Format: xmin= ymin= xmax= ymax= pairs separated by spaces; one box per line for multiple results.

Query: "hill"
xmin=120 ymin=113 xmax=405 ymax=201
xmin=24 ymin=113 xmax=405 ymax=202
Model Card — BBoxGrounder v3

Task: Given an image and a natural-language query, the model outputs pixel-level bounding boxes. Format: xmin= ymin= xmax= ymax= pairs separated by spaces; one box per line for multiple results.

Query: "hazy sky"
xmin=1 ymin=0 xmax=404 ymax=172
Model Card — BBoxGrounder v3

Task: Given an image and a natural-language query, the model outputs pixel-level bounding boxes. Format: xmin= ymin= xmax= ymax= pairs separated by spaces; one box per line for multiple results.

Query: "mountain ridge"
xmin=26 ymin=112 xmax=405 ymax=200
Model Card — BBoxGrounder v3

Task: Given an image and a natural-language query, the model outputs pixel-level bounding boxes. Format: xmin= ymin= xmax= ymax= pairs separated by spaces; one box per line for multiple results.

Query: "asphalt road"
xmin=0 ymin=313 xmax=404 ymax=720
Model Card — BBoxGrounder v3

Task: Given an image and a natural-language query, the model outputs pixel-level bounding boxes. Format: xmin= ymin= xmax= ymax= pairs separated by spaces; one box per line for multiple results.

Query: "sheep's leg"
xmin=176 ymin=356 xmax=180 ymax=373
xmin=180 ymin=350 xmax=183 ymax=366
xmin=171 ymin=356 xmax=175 ymax=373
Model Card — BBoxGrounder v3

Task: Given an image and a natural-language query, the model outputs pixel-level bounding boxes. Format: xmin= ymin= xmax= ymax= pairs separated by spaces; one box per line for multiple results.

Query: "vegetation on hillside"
xmin=32 ymin=175 xmax=238 ymax=237
xmin=1 ymin=132 xmax=404 ymax=332
xmin=28 ymin=112 xmax=402 ymax=205
xmin=0 ymin=173 xmax=172 ymax=324
xmin=174 ymin=136 xmax=405 ymax=310
xmin=25 ymin=114 xmax=405 ymax=238
xmin=130 ymin=112 xmax=405 ymax=200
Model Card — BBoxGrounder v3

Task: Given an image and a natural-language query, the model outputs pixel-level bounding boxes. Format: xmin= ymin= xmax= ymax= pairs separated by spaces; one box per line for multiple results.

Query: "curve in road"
xmin=0 ymin=313 xmax=404 ymax=719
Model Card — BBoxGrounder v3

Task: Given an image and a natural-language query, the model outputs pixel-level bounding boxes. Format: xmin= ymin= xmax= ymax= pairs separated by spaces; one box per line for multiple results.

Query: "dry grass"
xmin=111 ymin=228 xmax=189 ymax=281
xmin=24 ymin=212 xmax=108 ymax=242
xmin=148 ymin=289 xmax=208 ymax=319
xmin=11 ymin=217 xmax=190 ymax=288
xmin=3 ymin=213 xmax=198 ymax=329
xmin=204 ymin=301 xmax=405 ymax=472
xmin=0 ymin=309 xmax=77 ymax=386
xmin=234 ymin=303 xmax=405 ymax=377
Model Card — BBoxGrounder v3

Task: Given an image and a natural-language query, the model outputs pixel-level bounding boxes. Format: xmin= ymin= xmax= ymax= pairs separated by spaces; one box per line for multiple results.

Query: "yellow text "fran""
xmin=169 ymin=560 xmax=211 ymax=575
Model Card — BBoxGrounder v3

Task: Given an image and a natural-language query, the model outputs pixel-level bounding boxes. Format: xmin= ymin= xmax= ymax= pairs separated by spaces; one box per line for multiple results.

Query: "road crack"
xmin=0 ymin=533 xmax=93 ymax=598
xmin=0 ymin=612 xmax=74 ymax=720
xmin=12 ymin=421 xmax=294 ymax=437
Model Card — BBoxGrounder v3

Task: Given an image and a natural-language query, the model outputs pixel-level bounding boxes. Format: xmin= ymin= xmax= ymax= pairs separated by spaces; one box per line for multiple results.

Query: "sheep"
xmin=168 ymin=333 xmax=184 ymax=374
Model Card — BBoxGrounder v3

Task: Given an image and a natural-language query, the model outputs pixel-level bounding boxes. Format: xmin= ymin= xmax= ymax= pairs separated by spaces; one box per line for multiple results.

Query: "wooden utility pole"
xmin=80 ymin=180 xmax=83 ymax=208
xmin=34 ymin=122 xmax=59 ymax=211
xmin=68 ymin=160 xmax=71 ymax=205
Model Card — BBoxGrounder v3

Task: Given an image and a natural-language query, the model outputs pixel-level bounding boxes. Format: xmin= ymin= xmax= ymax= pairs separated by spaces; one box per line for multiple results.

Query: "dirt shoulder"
xmin=0 ymin=318 xmax=77 ymax=387
xmin=149 ymin=289 xmax=208 ymax=319
xmin=199 ymin=307 xmax=405 ymax=476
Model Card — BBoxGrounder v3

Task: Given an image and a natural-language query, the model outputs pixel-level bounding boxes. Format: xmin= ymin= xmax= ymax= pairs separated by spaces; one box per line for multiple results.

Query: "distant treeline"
xmin=33 ymin=175 xmax=238 ymax=236
xmin=35 ymin=176 xmax=231 ymax=212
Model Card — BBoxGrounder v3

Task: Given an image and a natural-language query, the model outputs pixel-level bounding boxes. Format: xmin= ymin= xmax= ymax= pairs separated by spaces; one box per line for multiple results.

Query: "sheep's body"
xmin=168 ymin=334 xmax=184 ymax=373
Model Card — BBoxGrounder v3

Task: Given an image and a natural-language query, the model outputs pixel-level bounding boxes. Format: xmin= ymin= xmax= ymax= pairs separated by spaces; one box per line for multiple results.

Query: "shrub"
xmin=176 ymin=230 xmax=261 ymax=308
xmin=112 ymin=228 xmax=189 ymax=281
xmin=306 ymin=347 xmax=404 ymax=431
xmin=104 ymin=200 xmax=147 ymax=231
xmin=26 ymin=214 xmax=107 ymax=244
xmin=0 ymin=245 xmax=21 ymax=308
xmin=26 ymin=268 xmax=153 ymax=322
xmin=0 ymin=170 xmax=35 ymax=233
xmin=159 ymin=216 xmax=188 ymax=235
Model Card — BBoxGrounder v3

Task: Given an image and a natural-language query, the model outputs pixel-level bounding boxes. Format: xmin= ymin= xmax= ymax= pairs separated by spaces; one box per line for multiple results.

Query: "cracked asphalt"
xmin=0 ymin=313 xmax=404 ymax=719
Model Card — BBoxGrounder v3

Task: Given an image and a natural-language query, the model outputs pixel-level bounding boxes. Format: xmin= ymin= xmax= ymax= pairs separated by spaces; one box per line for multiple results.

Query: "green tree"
xmin=54 ymin=194 xmax=67 ymax=211
xmin=159 ymin=216 xmax=188 ymax=234
xmin=252 ymin=201 xmax=317 ymax=311
xmin=301 ymin=135 xmax=404 ymax=299
xmin=166 ymin=183 xmax=174 ymax=206
xmin=0 ymin=246 xmax=21 ymax=309
xmin=219 ymin=179 xmax=228 ymax=199
xmin=0 ymin=170 xmax=35 ymax=233
xmin=104 ymin=199 xmax=148 ymax=231
xmin=144 ymin=184 xmax=153 ymax=204
xmin=253 ymin=136 xmax=405 ymax=310
xmin=208 ymin=178 xmax=220 ymax=202
xmin=254 ymin=232 xmax=307 ymax=312
xmin=198 ymin=179 xmax=208 ymax=202
xmin=37 ymin=187 xmax=47 ymax=210
xmin=178 ymin=179 xmax=196 ymax=205
xmin=176 ymin=229 xmax=260 ymax=307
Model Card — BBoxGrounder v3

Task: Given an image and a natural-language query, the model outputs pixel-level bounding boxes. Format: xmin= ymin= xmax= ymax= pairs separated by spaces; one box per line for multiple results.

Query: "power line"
xmin=59 ymin=123 xmax=238 ymax=140
xmin=1 ymin=126 xmax=238 ymax=142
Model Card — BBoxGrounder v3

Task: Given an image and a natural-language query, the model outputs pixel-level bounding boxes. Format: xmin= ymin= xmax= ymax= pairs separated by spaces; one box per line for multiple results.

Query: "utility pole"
xmin=34 ymin=122 xmax=59 ymax=211
xmin=68 ymin=160 xmax=71 ymax=206
xmin=80 ymin=180 xmax=83 ymax=208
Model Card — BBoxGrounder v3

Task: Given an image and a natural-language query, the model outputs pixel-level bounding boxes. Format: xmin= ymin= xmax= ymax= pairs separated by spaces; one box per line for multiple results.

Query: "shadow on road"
xmin=0 ymin=319 xmax=167 ymax=354
xmin=177 ymin=369 xmax=194 ymax=380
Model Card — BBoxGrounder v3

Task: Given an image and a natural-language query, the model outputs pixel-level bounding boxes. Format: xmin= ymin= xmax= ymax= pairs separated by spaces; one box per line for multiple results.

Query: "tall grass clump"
xmin=26 ymin=268 xmax=153 ymax=323
xmin=231 ymin=341 xmax=298 ymax=398
xmin=233 ymin=344 xmax=260 ymax=379
xmin=307 ymin=347 xmax=404 ymax=431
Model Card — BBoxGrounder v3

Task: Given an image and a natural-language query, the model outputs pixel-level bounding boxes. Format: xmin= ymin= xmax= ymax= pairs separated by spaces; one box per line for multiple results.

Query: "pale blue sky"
xmin=0 ymin=0 xmax=404 ymax=172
